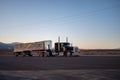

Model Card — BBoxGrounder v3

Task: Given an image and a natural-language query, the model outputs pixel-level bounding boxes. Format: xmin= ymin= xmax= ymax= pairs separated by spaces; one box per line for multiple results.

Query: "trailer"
xmin=14 ymin=40 xmax=52 ymax=57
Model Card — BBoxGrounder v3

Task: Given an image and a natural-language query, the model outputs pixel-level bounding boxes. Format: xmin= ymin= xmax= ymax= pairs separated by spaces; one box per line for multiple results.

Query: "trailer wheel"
xmin=15 ymin=52 xmax=20 ymax=57
xmin=15 ymin=54 xmax=19 ymax=57
xmin=28 ymin=53 xmax=32 ymax=57
xmin=22 ymin=53 xmax=26 ymax=57
xmin=42 ymin=52 xmax=45 ymax=57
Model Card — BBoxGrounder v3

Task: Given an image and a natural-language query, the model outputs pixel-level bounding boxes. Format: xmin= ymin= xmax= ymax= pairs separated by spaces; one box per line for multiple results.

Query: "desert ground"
xmin=0 ymin=56 xmax=120 ymax=80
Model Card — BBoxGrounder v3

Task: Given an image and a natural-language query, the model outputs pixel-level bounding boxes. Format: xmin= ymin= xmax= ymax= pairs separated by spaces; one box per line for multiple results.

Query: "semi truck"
xmin=14 ymin=39 xmax=80 ymax=57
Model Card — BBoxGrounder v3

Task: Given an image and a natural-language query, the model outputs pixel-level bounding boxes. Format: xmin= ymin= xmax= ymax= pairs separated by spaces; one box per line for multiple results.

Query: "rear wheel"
xmin=23 ymin=51 xmax=32 ymax=57
xmin=15 ymin=54 xmax=19 ymax=57
xmin=28 ymin=53 xmax=32 ymax=56
xmin=42 ymin=52 xmax=45 ymax=57
xmin=15 ymin=52 xmax=21 ymax=57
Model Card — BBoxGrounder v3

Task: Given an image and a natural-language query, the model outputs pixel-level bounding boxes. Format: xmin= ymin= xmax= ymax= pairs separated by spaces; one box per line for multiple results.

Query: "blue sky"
xmin=0 ymin=0 xmax=120 ymax=49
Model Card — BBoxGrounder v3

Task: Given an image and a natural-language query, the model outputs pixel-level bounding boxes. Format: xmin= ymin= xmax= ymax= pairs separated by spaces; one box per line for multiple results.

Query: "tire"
xmin=22 ymin=52 xmax=26 ymax=57
xmin=28 ymin=53 xmax=33 ymax=57
xmin=15 ymin=54 xmax=19 ymax=57
xmin=42 ymin=52 xmax=45 ymax=57
xmin=15 ymin=53 xmax=19 ymax=57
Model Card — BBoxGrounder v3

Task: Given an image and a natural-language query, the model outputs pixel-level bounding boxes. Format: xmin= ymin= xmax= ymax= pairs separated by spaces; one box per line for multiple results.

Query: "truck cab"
xmin=55 ymin=42 xmax=80 ymax=56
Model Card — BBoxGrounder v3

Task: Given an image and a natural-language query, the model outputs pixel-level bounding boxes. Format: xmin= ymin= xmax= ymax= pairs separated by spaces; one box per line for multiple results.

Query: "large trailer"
xmin=14 ymin=37 xmax=80 ymax=57
xmin=14 ymin=40 xmax=52 ymax=57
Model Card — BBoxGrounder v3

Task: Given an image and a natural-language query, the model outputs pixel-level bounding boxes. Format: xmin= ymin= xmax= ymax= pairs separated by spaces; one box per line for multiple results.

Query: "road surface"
xmin=0 ymin=56 xmax=120 ymax=70
xmin=0 ymin=56 xmax=120 ymax=80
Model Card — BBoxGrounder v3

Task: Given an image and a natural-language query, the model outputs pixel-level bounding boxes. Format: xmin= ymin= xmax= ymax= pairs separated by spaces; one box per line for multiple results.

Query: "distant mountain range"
xmin=0 ymin=42 xmax=20 ymax=49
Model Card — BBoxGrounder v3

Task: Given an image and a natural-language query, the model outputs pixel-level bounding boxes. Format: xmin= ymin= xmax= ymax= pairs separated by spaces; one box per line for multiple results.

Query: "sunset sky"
xmin=0 ymin=0 xmax=120 ymax=49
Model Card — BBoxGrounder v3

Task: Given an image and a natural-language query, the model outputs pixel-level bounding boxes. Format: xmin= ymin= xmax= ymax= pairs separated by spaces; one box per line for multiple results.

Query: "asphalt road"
xmin=0 ymin=70 xmax=120 ymax=80
xmin=0 ymin=56 xmax=120 ymax=70
xmin=0 ymin=56 xmax=120 ymax=80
